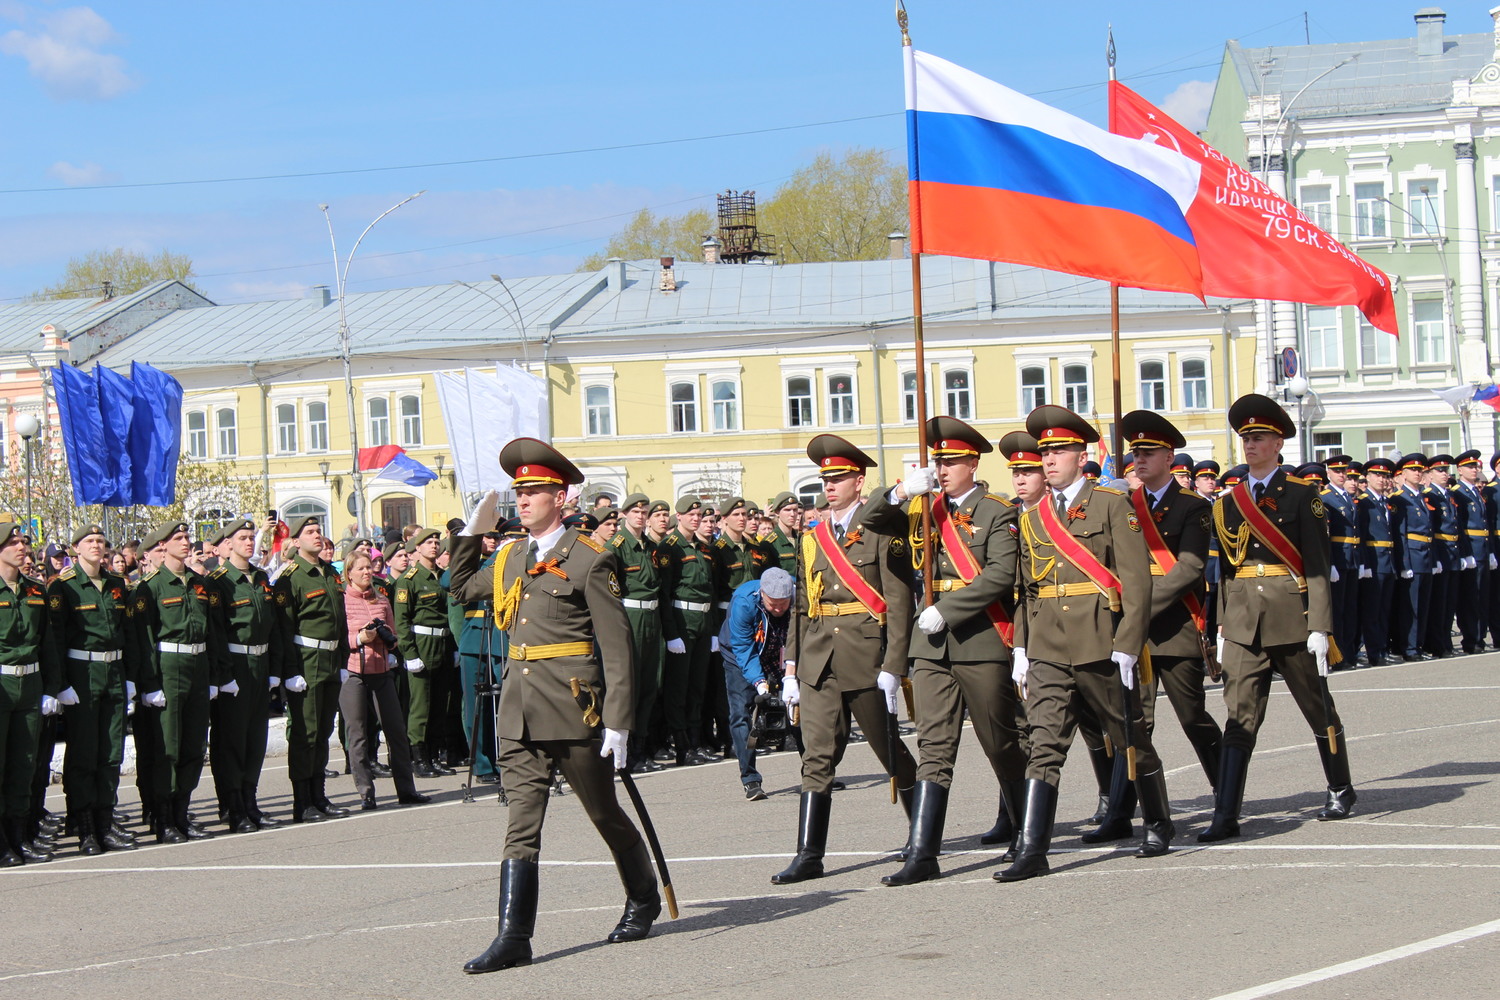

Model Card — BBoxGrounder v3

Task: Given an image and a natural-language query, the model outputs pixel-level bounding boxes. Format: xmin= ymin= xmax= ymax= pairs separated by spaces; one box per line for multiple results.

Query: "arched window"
xmin=712 ymin=380 xmax=739 ymax=431
xmin=368 ymin=396 xmax=390 ymax=446
xmin=275 ymin=403 xmax=297 ymax=454
xmin=1063 ymin=364 xmax=1090 ymax=414
xmin=283 ymin=498 xmax=329 ymax=536
xmin=787 ymin=377 xmax=813 ymax=427
xmin=670 ymin=381 xmax=698 ymax=433
xmin=216 ymin=408 xmax=237 ymax=457
xmin=1021 ymin=366 xmax=1047 ymax=411
xmin=398 ymin=394 xmax=422 ymax=446
xmin=944 ymin=369 xmax=972 ymax=419
xmin=827 ymin=373 xmax=855 ymax=425
xmin=306 ymin=401 xmax=329 ymax=452
xmin=1139 ymin=361 xmax=1167 ymax=411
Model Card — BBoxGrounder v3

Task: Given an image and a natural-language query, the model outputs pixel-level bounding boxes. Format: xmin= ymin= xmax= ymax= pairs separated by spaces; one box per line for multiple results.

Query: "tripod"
xmin=461 ymin=599 xmax=506 ymax=806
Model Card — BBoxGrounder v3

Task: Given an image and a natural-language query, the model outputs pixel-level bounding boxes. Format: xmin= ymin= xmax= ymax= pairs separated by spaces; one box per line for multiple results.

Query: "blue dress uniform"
xmin=1314 ymin=459 xmax=1360 ymax=669
xmin=1486 ymin=452 xmax=1500 ymax=648
xmin=1356 ymin=459 xmax=1402 ymax=665
xmin=1389 ymin=455 xmax=1435 ymax=661
xmin=1452 ymin=450 xmax=1490 ymax=653
xmin=444 ymin=539 xmax=510 ymax=785
xmin=1423 ymin=455 xmax=1463 ymax=657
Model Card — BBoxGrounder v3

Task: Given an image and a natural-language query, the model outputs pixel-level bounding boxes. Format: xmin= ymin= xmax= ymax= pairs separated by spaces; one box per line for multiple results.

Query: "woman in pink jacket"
xmin=340 ymin=552 xmax=431 ymax=810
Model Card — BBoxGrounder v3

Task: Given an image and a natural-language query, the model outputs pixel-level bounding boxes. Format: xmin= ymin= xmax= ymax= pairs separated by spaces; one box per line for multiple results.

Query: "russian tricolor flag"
xmin=905 ymin=49 xmax=1204 ymax=297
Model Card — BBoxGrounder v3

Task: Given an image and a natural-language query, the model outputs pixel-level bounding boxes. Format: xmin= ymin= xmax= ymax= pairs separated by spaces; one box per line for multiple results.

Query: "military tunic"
xmin=394 ymin=562 xmax=455 ymax=751
xmin=610 ymin=527 xmax=670 ymax=764
xmin=1320 ymin=483 xmax=1361 ymax=667
xmin=1356 ymin=489 xmax=1402 ymax=662
xmin=0 ymin=574 xmax=61 ymax=823
xmin=660 ymin=529 xmax=716 ymax=744
xmin=274 ymin=553 xmax=348 ymax=782
xmin=208 ymin=561 xmax=287 ymax=805
xmin=1452 ymin=479 xmax=1490 ymax=652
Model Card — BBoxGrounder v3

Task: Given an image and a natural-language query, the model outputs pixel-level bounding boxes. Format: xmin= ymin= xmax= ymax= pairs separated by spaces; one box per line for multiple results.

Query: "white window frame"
xmin=899 ymin=370 xmax=922 ymax=424
xmin=1365 ymin=429 xmax=1397 ymax=460
xmin=1062 ymin=362 xmax=1091 ymax=414
xmin=367 ymin=396 xmax=391 ymax=447
xmin=1403 ymin=178 xmax=1443 ymax=240
xmin=1411 ymin=296 xmax=1449 ymax=366
xmin=275 ymin=402 xmax=298 ymax=455
xmin=1019 ymin=364 xmax=1049 ymax=414
xmin=1351 ymin=179 xmax=1389 ymax=241
xmin=1179 ymin=356 xmax=1210 ymax=410
xmin=186 ymin=409 xmax=208 ymax=461
xmin=215 ymin=406 xmax=238 ymax=457
xmin=1311 ymin=432 xmax=1343 ymax=461
xmin=825 ymin=372 xmax=858 ymax=426
xmin=1302 ymin=305 xmax=1343 ymax=371
xmin=786 ymin=375 xmax=815 ymax=428
xmin=669 ymin=379 xmax=699 ymax=434
xmin=941 ymin=366 xmax=973 ymax=420
xmin=1419 ymin=426 xmax=1452 ymax=454
xmin=1297 ymin=181 xmax=1335 ymax=235
xmin=1359 ymin=318 xmax=1396 ymax=370
xmin=578 ymin=367 xmax=616 ymax=438
xmin=1137 ymin=358 xmax=1168 ymax=412
xmin=398 ymin=393 xmax=422 ymax=447
xmin=306 ymin=400 xmax=330 ymax=453
xmin=711 ymin=378 xmax=740 ymax=432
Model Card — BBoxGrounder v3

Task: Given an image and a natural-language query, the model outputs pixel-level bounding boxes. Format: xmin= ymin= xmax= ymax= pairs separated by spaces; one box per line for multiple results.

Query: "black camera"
xmin=368 ymin=618 xmax=398 ymax=648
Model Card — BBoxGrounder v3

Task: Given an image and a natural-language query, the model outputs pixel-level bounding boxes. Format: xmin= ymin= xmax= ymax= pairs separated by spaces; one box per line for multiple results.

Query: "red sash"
xmin=1131 ymin=488 xmax=1208 ymax=633
xmin=930 ymin=496 xmax=1014 ymax=644
xmin=1036 ymin=489 xmax=1122 ymax=608
xmin=1228 ymin=482 xmax=1304 ymax=576
xmin=810 ymin=519 xmax=887 ymax=615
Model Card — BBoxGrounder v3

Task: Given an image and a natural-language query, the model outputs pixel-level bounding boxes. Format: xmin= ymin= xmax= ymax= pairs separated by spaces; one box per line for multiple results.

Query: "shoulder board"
xmin=984 ymin=493 xmax=1014 ymax=507
xmin=143 ymin=567 xmax=160 ymax=581
xmin=576 ymin=533 xmax=604 ymax=553
xmin=609 ymin=533 xmax=625 ymax=549
xmin=1093 ymin=485 xmax=1124 ymax=496
xmin=402 ymin=567 xmax=418 ymax=580
xmin=1319 ymin=487 xmax=1332 ymax=495
xmin=1286 ymin=475 xmax=1309 ymax=485
xmin=663 ymin=532 xmax=680 ymax=545
xmin=58 ymin=567 xmax=76 ymax=581
xmin=209 ymin=566 xmax=227 ymax=579
xmin=714 ymin=537 xmax=730 ymax=548
xmin=1178 ymin=488 xmax=1199 ymax=498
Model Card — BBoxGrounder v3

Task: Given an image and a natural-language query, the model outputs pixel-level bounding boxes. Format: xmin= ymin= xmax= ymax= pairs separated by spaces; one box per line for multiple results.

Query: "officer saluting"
xmin=1199 ymin=394 xmax=1352 ymax=842
xmin=451 ymin=438 xmax=659 ymax=974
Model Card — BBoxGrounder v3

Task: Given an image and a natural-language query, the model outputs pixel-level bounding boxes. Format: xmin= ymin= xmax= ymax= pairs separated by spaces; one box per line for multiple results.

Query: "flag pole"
xmin=1107 ymin=26 xmax=1125 ymax=471
xmin=900 ymin=2 xmax=935 ymax=607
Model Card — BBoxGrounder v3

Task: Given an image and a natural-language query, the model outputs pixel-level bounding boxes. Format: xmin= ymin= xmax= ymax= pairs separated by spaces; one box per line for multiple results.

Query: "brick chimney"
xmin=702 ymin=236 xmax=721 ymax=264
xmin=887 ymin=232 xmax=907 ymax=260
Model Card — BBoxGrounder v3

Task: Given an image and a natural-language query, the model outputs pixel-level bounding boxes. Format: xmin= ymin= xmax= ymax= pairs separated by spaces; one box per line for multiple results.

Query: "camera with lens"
xmin=368 ymin=617 xmax=399 ymax=648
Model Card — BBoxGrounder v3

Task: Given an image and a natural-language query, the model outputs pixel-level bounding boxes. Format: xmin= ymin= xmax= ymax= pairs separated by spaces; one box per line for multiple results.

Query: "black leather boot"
xmin=76 ymin=810 xmax=103 ymax=856
xmin=411 ymin=743 xmax=439 ymax=779
xmin=772 ymin=791 xmax=832 ymax=884
xmin=97 ymin=808 xmax=137 ymax=851
xmin=12 ymin=817 xmax=55 ymax=861
xmin=998 ymin=779 xmax=1026 ymax=863
xmin=1314 ymin=731 xmax=1356 ymax=820
xmin=292 ymin=779 xmax=324 ymax=824
xmin=155 ymin=797 xmax=187 ymax=843
xmin=895 ymin=784 xmax=915 ymax=859
xmin=175 ymin=795 xmax=214 ymax=840
xmin=672 ymin=730 xmax=692 ymax=767
xmin=431 ymin=747 xmax=457 ymax=777
xmin=881 ymin=781 xmax=947 ymax=886
xmin=607 ymin=840 xmax=662 ymax=942
xmin=1081 ymin=754 xmax=1137 ymax=843
xmin=0 ymin=819 xmax=22 ymax=867
xmin=313 ymin=776 xmax=350 ymax=818
xmin=994 ymin=779 xmax=1057 ymax=882
xmin=1134 ymin=768 xmax=1175 ymax=857
xmin=1085 ymin=742 xmax=1113 ymax=824
xmin=1198 ymin=745 xmax=1251 ymax=842
xmin=225 ymin=789 xmax=257 ymax=833
xmin=978 ymin=788 xmax=1012 ymax=846
xmin=245 ymin=785 xmax=280 ymax=829
xmin=463 ymin=859 xmax=539 ymax=973
xmin=1197 ymin=738 xmax=1222 ymax=791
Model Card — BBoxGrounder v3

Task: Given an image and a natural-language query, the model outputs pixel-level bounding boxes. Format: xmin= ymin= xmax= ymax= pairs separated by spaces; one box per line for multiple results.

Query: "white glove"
xmin=40 ymin=695 xmax=60 ymax=716
xmin=1329 ymin=565 xmax=1340 ymax=583
xmin=1490 ymin=554 xmax=1498 ymax=571
xmin=1358 ymin=566 xmax=1372 ymax=580
xmin=125 ymin=680 xmax=137 ymax=701
xmin=1011 ymin=648 xmax=1029 ymax=699
xmin=1463 ymin=556 xmax=1477 ymax=570
xmin=283 ymin=675 xmax=307 ymax=694
xmin=599 ymin=728 xmax=628 ymax=770
xmin=755 ymin=680 xmax=770 ymax=697
xmin=915 ymin=605 xmax=946 ymax=635
xmin=453 ymin=652 xmax=460 ymax=667
xmin=1111 ymin=650 xmax=1138 ymax=688
xmin=386 ymin=654 xmax=398 ymax=669
xmin=1307 ymin=631 xmax=1330 ymax=678
xmin=209 ymin=685 xmax=219 ymax=700
xmin=710 ymin=637 xmax=719 ymax=653
xmin=406 ymin=658 xmax=425 ymax=673
xmin=58 ymin=686 xmax=80 ymax=706
xmin=666 ymin=638 xmax=687 ymax=655
xmin=269 ymin=675 xmax=281 ymax=689
xmin=221 ymin=680 xmax=239 ymax=696
xmin=464 ymin=490 xmax=500 ymax=536
xmin=340 ymin=669 xmax=350 ymax=684
xmin=900 ymin=464 xmax=939 ymax=500
xmin=1433 ymin=562 xmax=1444 ymax=575
xmin=1401 ymin=569 xmax=1414 ymax=580
xmin=877 ymin=670 xmax=901 ymax=714
xmin=145 ymin=689 xmax=167 ymax=708
xmin=126 ymin=699 xmax=135 ymax=716
xmin=781 ymin=675 xmax=800 ymax=708
xmin=1216 ymin=634 xmax=1225 ymax=661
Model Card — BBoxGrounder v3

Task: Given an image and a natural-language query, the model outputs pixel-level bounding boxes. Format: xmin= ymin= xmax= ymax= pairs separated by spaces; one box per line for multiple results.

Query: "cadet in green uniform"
xmin=1200 ymin=394 xmax=1351 ymax=842
xmin=274 ymin=515 xmax=351 ymax=823
xmin=451 ymin=439 xmax=658 ymax=974
xmin=661 ymin=497 xmax=717 ymax=765
xmin=208 ymin=517 xmax=289 ymax=831
xmin=611 ymin=493 xmax=673 ymax=773
xmin=858 ymin=417 xmax=1025 ymax=887
xmin=707 ymin=497 xmax=770 ymax=758
xmin=766 ymin=492 xmax=802 ymax=574
xmin=445 ymin=528 xmax=507 ymax=785
xmin=772 ymin=436 xmax=918 ymax=885
xmin=0 ymin=520 xmax=62 ymax=866
xmin=395 ymin=527 xmax=456 ymax=777
xmin=133 ymin=520 xmax=230 ymax=843
xmin=48 ymin=522 xmax=137 ymax=854
xmin=999 ymin=407 xmax=1165 ymax=882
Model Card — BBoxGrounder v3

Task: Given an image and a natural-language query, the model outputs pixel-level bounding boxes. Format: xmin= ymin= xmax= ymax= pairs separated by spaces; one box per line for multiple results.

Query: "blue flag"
xmin=52 ymin=365 xmax=112 ymax=505
xmin=129 ymin=362 xmax=184 ymax=507
xmin=96 ymin=365 xmax=137 ymax=505
xmin=372 ymin=452 xmax=437 ymax=487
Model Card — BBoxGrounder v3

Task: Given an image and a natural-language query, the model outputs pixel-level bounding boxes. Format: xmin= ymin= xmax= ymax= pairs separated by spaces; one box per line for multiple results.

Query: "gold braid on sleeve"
xmin=492 ymin=556 xmax=523 ymax=631
xmin=800 ymin=532 xmax=824 ymax=617
xmin=908 ymin=504 xmax=925 ymax=572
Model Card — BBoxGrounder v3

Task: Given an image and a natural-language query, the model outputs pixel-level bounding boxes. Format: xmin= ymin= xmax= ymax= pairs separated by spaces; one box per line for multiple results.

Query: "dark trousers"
xmin=152 ymin=654 xmax=210 ymax=798
xmin=458 ymin=653 xmax=498 ymax=777
xmin=914 ymin=656 xmax=1028 ymax=788
xmin=1424 ymin=566 xmax=1456 ymax=654
xmin=1330 ymin=573 xmax=1360 ymax=665
xmin=209 ymin=652 xmax=270 ymax=805
xmin=287 ymin=675 xmax=340 ymax=782
xmin=721 ymin=655 xmax=761 ymax=787
xmin=339 ymin=672 xmax=418 ymax=799
xmin=1141 ymin=654 xmax=1222 ymax=783
xmin=0 ymin=672 xmax=41 ymax=819
xmin=1219 ymin=638 xmax=1342 ymax=752
xmin=1394 ymin=573 xmax=1431 ymax=657
xmin=1459 ymin=564 xmax=1488 ymax=650
xmin=1024 ymin=658 xmax=1159 ymax=787
xmin=498 ymin=737 xmax=643 ymax=863
xmin=798 ymin=669 xmax=916 ymax=797
xmin=60 ymin=667 xmax=127 ymax=815
xmin=663 ymin=610 xmax=710 ymax=735
xmin=1360 ymin=573 xmax=1396 ymax=659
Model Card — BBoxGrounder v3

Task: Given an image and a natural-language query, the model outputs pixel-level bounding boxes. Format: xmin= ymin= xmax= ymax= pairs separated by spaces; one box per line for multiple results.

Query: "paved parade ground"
xmin=3 ymin=653 xmax=1498 ymax=1000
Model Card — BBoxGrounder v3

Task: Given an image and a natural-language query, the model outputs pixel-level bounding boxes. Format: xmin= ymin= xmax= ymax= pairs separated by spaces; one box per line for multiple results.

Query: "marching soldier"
xmin=0 ymin=520 xmax=62 ymax=866
xmin=1452 ymin=450 xmax=1490 ymax=653
xmin=661 ymin=497 xmax=717 ymax=766
xmin=274 ymin=515 xmax=351 ymax=823
xmin=1390 ymin=454 xmax=1435 ymax=661
xmin=133 ymin=520 xmax=231 ymax=843
xmin=1424 ymin=455 xmax=1463 ymax=657
xmin=999 ymin=406 xmax=1165 ymax=882
xmin=1320 ymin=457 xmax=1362 ymax=668
xmin=452 ymin=439 xmax=658 ymax=973
xmin=611 ymin=493 xmax=673 ymax=773
xmin=395 ymin=528 xmax=457 ymax=778
xmin=858 ymin=416 xmax=1024 ymax=887
xmin=770 ymin=435 xmax=918 ymax=885
xmin=1199 ymin=395 xmax=1353 ymax=842
xmin=1357 ymin=457 xmax=1403 ymax=666
xmin=48 ymin=522 xmax=137 ymax=854
xmin=207 ymin=517 xmax=288 ymax=830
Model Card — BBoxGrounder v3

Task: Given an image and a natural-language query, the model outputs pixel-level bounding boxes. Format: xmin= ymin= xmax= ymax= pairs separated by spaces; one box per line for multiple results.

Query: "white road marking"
xmin=1203 ymin=917 xmax=1500 ymax=1000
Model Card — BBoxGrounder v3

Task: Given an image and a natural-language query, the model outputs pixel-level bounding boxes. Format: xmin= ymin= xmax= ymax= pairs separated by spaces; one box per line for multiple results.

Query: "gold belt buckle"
xmin=1255 ymin=564 xmax=1266 ymax=577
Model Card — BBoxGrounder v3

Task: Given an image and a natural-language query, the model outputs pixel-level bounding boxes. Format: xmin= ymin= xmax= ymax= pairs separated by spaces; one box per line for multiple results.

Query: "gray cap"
xmin=759 ymin=567 xmax=795 ymax=600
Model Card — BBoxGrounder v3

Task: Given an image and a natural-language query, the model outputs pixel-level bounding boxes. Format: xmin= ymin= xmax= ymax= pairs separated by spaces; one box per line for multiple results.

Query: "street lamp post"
xmin=16 ymin=413 xmax=40 ymax=539
xmin=319 ymin=192 xmax=425 ymax=535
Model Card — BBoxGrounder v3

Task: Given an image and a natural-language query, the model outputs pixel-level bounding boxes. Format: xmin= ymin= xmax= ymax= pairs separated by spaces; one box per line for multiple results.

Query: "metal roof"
xmin=1226 ymin=21 xmax=1495 ymax=119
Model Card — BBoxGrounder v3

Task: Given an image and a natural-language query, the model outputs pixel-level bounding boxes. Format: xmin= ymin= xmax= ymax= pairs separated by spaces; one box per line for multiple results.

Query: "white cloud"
xmin=46 ymin=160 xmax=117 ymax=186
xmin=0 ymin=5 xmax=137 ymax=101
xmin=1158 ymin=79 xmax=1216 ymax=133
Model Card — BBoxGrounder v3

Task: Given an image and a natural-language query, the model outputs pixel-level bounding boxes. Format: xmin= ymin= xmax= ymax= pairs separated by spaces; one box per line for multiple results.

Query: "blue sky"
xmin=0 ymin=1 xmax=1485 ymax=305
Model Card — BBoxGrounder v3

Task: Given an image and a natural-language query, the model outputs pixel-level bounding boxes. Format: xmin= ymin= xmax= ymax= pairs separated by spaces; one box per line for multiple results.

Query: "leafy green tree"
xmin=33 ymin=248 xmax=196 ymax=300
xmin=580 ymin=208 xmax=714 ymax=270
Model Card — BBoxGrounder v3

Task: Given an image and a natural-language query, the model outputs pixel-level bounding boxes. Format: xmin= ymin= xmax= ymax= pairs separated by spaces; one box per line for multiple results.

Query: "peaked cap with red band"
xmin=1025 ymin=404 xmax=1099 ymax=447
xmin=1120 ymin=408 xmax=1186 ymax=452
xmin=806 ymin=433 xmax=876 ymax=478
xmin=997 ymin=430 xmax=1042 ymax=469
xmin=1227 ymin=393 xmax=1296 ymax=438
xmin=926 ymin=415 xmax=992 ymax=457
xmin=500 ymin=436 xmax=584 ymax=487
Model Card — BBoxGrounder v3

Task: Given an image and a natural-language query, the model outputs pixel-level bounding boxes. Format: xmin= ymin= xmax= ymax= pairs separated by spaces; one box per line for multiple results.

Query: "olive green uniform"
xmin=47 ymin=567 xmax=134 ymax=825
xmin=274 ymin=553 xmax=348 ymax=783
xmin=394 ymin=562 xmax=455 ymax=753
xmin=1 ymin=574 xmax=61 ymax=834
xmin=660 ymin=529 xmax=716 ymax=750
xmin=610 ymin=527 xmax=672 ymax=768
xmin=208 ymin=561 xmax=288 ymax=817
